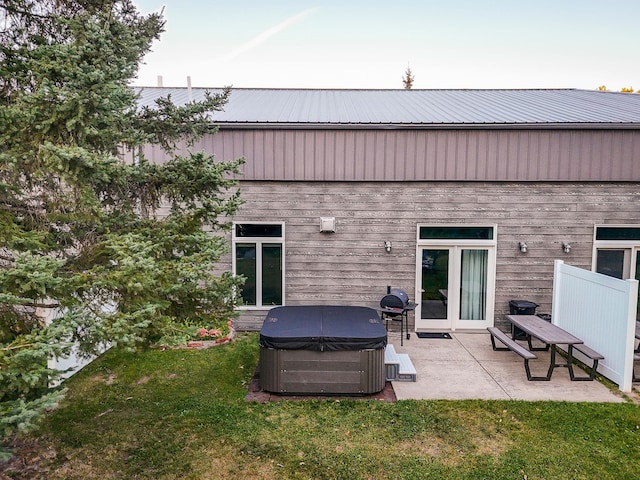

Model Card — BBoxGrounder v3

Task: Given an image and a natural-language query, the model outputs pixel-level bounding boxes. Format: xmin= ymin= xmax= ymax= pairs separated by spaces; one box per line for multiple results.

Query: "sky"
xmin=132 ymin=0 xmax=640 ymax=91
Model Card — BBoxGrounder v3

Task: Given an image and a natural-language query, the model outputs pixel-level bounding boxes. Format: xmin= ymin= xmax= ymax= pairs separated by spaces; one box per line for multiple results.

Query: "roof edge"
xmin=133 ymin=85 xmax=587 ymax=93
xmin=213 ymin=122 xmax=640 ymax=130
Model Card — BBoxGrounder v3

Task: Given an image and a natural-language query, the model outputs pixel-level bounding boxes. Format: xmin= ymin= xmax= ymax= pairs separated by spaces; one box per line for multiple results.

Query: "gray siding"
xmin=228 ymin=181 xmax=640 ymax=332
xmin=141 ymin=129 xmax=640 ymax=182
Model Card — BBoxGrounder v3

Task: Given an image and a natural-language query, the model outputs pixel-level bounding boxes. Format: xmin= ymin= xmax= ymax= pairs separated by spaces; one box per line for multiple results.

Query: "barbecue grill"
xmin=379 ymin=287 xmax=417 ymax=346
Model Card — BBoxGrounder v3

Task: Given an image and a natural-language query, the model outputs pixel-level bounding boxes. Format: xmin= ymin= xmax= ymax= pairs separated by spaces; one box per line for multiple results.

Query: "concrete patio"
xmin=388 ymin=331 xmax=626 ymax=403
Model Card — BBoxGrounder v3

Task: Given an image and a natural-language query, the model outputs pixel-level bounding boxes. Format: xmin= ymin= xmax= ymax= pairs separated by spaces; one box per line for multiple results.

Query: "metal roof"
xmin=133 ymin=87 xmax=640 ymax=128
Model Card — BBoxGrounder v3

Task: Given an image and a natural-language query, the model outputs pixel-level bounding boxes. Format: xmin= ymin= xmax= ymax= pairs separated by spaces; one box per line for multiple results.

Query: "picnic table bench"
xmin=572 ymin=344 xmax=604 ymax=381
xmin=487 ymin=327 xmax=540 ymax=381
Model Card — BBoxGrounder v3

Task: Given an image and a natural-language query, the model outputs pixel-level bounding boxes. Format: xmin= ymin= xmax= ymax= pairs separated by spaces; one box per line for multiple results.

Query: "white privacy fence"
xmin=43 ymin=303 xmax=111 ymax=386
xmin=552 ymin=260 xmax=638 ymax=392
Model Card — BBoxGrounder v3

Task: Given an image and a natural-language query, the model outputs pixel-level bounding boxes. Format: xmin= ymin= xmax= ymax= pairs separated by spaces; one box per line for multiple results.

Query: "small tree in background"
xmin=0 ymin=0 xmax=244 ymax=455
xmin=597 ymin=85 xmax=637 ymax=93
xmin=402 ymin=65 xmax=415 ymax=89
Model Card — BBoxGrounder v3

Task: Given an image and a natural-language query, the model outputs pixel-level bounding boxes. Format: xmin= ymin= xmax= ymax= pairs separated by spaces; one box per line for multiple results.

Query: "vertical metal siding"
xmin=138 ymin=128 xmax=640 ymax=182
xmin=353 ymin=130 xmax=366 ymax=181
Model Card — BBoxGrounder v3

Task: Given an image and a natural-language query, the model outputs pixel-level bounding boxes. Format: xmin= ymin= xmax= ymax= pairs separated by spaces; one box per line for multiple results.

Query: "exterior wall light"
xmin=384 ymin=241 xmax=392 ymax=253
xmin=519 ymin=241 xmax=528 ymax=253
xmin=562 ymin=242 xmax=571 ymax=253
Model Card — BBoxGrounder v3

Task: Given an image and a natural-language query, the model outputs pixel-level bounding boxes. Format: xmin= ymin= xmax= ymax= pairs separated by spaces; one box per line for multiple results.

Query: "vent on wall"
xmin=320 ymin=217 xmax=336 ymax=233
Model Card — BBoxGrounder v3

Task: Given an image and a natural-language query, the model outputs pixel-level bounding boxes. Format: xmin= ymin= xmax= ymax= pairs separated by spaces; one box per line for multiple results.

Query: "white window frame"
xmin=592 ymin=225 xmax=640 ymax=280
xmin=232 ymin=222 xmax=285 ymax=310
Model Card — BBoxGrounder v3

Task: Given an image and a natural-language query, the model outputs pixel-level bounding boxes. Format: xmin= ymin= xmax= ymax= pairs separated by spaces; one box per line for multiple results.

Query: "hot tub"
xmin=259 ymin=305 xmax=387 ymax=395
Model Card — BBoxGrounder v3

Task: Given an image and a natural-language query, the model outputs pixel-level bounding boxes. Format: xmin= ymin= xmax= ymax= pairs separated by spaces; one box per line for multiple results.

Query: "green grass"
xmin=3 ymin=333 xmax=640 ymax=479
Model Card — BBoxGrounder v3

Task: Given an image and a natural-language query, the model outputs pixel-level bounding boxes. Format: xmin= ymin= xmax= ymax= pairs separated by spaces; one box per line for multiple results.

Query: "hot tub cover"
xmin=259 ymin=305 xmax=387 ymax=351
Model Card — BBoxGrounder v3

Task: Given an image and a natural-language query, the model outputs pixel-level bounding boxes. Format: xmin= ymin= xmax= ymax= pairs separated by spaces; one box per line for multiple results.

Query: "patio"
xmin=389 ymin=331 xmax=626 ymax=403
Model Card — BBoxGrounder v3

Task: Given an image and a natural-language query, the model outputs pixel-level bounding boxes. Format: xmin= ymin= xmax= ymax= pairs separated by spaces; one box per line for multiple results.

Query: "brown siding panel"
xmin=164 ymin=128 xmax=640 ymax=182
xmin=138 ymin=128 xmax=640 ymax=182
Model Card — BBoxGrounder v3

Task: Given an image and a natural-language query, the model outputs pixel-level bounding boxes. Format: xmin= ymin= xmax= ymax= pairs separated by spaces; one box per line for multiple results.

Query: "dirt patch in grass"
xmin=104 ymin=372 xmax=117 ymax=385
xmin=0 ymin=437 xmax=116 ymax=480
xmin=624 ymin=385 xmax=640 ymax=404
xmin=394 ymin=407 xmax=515 ymax=467
xmin=0 ymin=438 xmax=53 ymax=480
xmin=189 ymin=442 xmax=279 ymax=480
xmin=1 ymin=436 xmax=128 ymax=480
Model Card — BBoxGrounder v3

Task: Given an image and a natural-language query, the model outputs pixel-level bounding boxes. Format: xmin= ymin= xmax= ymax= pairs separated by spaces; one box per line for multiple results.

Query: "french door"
xmin=415 ymin=243 xmax=495 ymax=331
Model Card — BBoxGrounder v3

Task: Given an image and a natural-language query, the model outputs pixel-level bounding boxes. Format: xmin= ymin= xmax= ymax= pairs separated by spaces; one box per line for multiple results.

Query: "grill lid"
xmin=380 ymin=288 xmax=410 ymax=310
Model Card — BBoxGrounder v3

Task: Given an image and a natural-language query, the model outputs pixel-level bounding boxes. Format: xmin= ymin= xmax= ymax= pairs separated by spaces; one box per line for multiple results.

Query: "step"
xmin=384 ymin=344 xmax=400 ymax=381
xmin=396 ymin=353 xmax=417 ymax=382
xmin=384 ymin=343 xmax=400 ymax=363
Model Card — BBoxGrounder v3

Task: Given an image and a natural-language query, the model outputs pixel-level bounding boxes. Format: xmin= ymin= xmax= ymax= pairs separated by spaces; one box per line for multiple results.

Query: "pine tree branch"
xmin=20 ymin=302 xmax=60 ymax=308
xmin=0 ymin=342 xmax=37 ymax=352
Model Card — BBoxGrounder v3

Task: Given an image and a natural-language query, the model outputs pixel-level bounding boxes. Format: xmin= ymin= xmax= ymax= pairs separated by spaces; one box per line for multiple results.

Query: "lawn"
xmin=2 ymin=333 xmax=640 ymax=479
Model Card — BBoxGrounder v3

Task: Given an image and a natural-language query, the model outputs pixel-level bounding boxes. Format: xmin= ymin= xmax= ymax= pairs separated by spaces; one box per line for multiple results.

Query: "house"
xmin=134 ymin=87 xmax=640 ymax=333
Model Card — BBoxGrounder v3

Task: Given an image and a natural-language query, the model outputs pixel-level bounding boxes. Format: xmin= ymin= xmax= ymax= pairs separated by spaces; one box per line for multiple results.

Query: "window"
xmin=233 ymin=223 xmax=284 ymax=308
xmin=596 ymin=227 xmax=640 ymax=241
xmin=593 ymin=225 xmax=640 ymax=319
xmin=419 ymin=226 xmax=494 ymax=240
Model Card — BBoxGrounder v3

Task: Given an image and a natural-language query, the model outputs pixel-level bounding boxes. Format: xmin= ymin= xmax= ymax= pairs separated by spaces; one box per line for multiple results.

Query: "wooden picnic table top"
xmin=505 ymin=315 xmax=583 ymax=345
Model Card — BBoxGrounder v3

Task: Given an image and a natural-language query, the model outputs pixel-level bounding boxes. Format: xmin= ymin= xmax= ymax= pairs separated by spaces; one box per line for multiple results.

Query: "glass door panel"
xmin=459 ymin=249 xmax=488 ymax=321
xmin=420 ymin=249 xmax=449 ymax=320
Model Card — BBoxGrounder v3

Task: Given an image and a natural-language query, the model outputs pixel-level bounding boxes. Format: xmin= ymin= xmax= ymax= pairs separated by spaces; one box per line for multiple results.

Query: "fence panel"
xmin=552 ymin=260 xmax=637 ymax=391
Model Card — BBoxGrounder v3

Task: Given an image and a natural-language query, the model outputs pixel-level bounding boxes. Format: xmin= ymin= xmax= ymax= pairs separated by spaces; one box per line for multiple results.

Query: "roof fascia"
xmin=212 ymin=122 xmax=640 ymax=131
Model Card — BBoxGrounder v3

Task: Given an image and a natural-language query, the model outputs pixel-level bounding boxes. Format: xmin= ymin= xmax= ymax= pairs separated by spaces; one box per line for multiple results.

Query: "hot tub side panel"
xmin=259 ymin=347 xmax=385 ymax=394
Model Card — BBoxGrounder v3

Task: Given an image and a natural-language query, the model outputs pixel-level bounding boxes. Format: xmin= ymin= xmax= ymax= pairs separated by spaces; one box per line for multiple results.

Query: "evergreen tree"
xmin=0 ymin=0 xmax=244 ymax=454
xmin=402 ymin=65 xmax=414 ymax=89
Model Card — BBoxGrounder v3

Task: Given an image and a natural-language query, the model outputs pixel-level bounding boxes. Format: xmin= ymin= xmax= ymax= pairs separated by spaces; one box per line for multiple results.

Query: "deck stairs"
xmin=384 ymin=343 xmax=417 ymax=382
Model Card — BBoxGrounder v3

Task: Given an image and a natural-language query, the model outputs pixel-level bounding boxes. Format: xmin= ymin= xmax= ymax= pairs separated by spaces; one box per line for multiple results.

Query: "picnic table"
xmin=505 ymin=314 xmax=584 ymax=381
